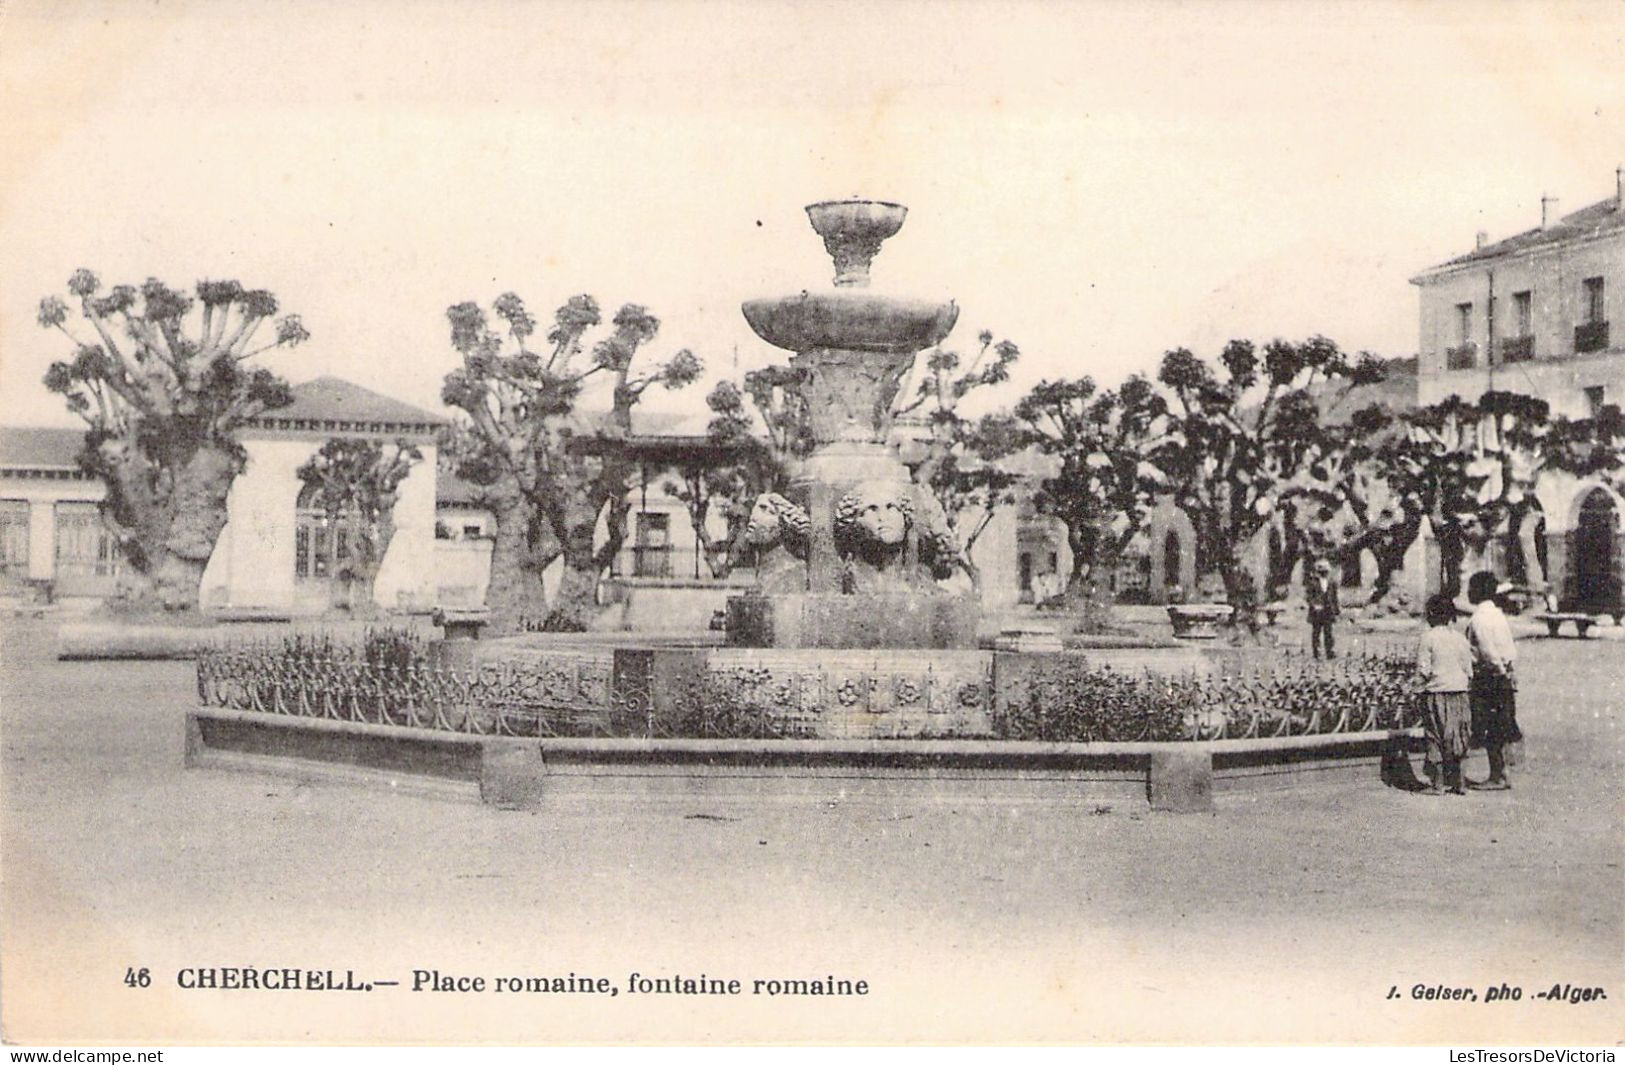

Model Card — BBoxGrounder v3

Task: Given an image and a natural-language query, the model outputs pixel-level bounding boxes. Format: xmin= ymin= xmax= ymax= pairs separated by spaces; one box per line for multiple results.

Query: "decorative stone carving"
xmin=834 ymin=481 xmax=911 ymax=587
xmin=794 ymin=348 xmax=913 ymax=446
xmin=745 ymin=492 xmax=811 ymax=593
xmin=832 ymin=481 xmax=965 ymax=590
xmin=728 ymin=200 xmax=978 ymax=649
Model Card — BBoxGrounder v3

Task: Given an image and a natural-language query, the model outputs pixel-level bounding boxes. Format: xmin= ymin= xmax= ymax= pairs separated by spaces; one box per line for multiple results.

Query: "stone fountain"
xmin=727 ymin=200 xmax=980 ymax=649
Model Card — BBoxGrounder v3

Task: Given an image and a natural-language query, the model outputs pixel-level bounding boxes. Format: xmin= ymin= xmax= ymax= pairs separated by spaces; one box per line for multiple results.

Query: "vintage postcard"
xmin=1 ymin=0 xmax=1621 ymax=1048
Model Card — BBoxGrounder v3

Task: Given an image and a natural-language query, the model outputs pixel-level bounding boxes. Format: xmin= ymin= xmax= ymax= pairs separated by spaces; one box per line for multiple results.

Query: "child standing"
xmin=1416 ymin=593 xmax=1473 ymax=795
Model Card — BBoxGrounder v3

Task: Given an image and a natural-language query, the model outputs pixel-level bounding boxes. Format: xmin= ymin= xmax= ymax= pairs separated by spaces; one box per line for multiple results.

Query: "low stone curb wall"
xmin=183 ymin=704 xmax=1425 ymax=813
xmin=60 ymin=623 xmax=222 ymax=660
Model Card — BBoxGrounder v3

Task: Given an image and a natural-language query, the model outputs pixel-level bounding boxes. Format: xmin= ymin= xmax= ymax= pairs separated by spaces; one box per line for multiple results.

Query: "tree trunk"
xmin=1364 ymin=514 xmax=1422 ymax=606
xmin=110 ymin=444 xmax=239 ymax=613
xmin=550 ymin=519 xmax=601 ymax=630
xmin=1265 ymin=513 xmax=1304 ymax=603
xmin=691 ymin=503 xmax=732 ymax=579
xmin=347 ymin=505 xmax=397 ymax=617
xmin=485 ymin=496 xmax=549 ymax=634
xmin=1060 ymin=519 xmax=1118 ymax=633
xmin=1436 ymin=522 xmax=1468 ymax=600
xmin=137 ymin=550 xmax=212 ymax=611
xmin=962 ymin=556 xmax=983 ymax=597
xmin=1218 ymin=548 xmax=1261 ymax=636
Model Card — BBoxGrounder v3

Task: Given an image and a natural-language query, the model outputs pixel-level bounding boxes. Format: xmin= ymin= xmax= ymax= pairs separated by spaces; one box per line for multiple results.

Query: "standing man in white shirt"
xmin=1465 ymin=570 xmax=1522 ymax=790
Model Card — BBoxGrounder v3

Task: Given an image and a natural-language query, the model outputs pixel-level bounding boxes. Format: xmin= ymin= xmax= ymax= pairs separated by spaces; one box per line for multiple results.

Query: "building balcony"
xmin=1498 ymin=334 xmax=1535 ymax=363
xmin=1575 ymin=320 xmax=1610 ymax=354
xmin=609 ymin=543 xmax=733 ymax=581
xmin=611 ymin=544 xmax=674 ymax=579
xmin=1445 ymin=342 xmax=1478 ymax=370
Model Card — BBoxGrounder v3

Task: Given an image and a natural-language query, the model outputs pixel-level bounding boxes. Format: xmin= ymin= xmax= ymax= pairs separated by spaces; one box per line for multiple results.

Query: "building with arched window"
xmin=1 ymin=377 xmax=445 ymax=614
xmin=1411 ymin=169 xmax=1625 ymax=610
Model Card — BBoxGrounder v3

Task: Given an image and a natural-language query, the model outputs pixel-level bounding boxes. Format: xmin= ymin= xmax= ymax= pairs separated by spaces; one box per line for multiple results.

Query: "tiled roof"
xmin=0 ymin=426 xmax=85 ymax=470
xmin=435 ymin=469 xmax=489 ymax=507
xmin=1417 ymin=195 xmax=1625 ymax=277
xmin=258 ymin=376 xmax=446 ymax=428
xmin=569 ymin=408 xmax=712 ymax=437
xmin=1319 ymin=357 xmax=1418 ymax=423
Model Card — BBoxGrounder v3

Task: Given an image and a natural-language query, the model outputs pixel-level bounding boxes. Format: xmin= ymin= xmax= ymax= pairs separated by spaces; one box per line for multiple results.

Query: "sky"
xmin=2 ymin=0 xmax=1623 ymax=428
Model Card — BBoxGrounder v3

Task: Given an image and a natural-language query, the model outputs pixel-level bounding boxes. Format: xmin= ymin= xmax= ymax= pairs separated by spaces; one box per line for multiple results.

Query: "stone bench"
xmin=1532 ymin=613 xmax=1595 ymax=638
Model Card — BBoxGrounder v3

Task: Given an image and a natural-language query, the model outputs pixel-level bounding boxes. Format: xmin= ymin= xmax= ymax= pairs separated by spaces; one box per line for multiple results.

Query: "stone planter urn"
xmin=431 ymin=607 xmax=491 ymax=672
xmin=1166 ymin=603 xmax=1233 ymax=640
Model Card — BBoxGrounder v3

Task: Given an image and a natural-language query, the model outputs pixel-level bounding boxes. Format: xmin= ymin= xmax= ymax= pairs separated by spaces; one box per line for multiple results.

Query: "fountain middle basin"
xmin=741 ymin=291 xmax=958 ymax=354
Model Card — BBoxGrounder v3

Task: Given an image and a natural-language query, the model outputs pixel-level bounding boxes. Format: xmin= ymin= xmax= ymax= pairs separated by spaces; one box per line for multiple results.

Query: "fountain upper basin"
xmin=741 ymin=290 xmax=959 ymax=354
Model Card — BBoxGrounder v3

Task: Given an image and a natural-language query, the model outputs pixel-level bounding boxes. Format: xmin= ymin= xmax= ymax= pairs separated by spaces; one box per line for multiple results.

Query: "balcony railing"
xmin=1498 ymin=334 xmax=1535 ymax=363
xmin=1445 ymin=342 xmax=1478 ymax=370
xmin=610 ymin=543 xmax=739 ymax=581
xmin=1575 ymin=320 xmax=1610 ymax=354
xmin=610 ymin=544 xmax=673 ymax=579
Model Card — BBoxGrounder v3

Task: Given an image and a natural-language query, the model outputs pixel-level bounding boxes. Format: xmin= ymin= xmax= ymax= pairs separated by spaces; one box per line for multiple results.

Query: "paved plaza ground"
xmin=1 ymin=616 xmax=1620 ymax=1045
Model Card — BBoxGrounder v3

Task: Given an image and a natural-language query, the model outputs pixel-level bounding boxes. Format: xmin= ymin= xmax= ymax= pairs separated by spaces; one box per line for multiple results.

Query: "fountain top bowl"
xmin=805 ymin=200 xmax=908 ymax=288
xmin=805 ymin=199 xmax=908 ymax=236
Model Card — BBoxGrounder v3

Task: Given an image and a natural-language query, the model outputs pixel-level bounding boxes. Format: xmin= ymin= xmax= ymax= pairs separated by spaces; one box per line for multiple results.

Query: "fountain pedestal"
xmin=728 ymin=200 xmax=977 ymax=649
xmin=727 ymin=591 xmax=978 ymax=649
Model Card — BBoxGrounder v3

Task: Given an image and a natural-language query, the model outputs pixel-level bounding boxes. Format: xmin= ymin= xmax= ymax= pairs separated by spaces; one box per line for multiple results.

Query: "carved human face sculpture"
xmin=745 ymin=495 xmax=781 ymax=546
xmin=856 ymin=495 xmax=907 ymax=546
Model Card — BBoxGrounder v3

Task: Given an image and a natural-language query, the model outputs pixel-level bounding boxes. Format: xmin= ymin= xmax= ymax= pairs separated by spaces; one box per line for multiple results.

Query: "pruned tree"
xmin=37 ymin=271 xmax=308 ymax=610
xmin=662 ymin=378 xmax=787 ymax=578
xmin=893 ymin=330 xmax=1022 ymax=587
xmin=295 ymin=437 xmax=423 ymax=613
xmin=1152 ymin=337 xmax=1384 ymax=629
xmin=1010 ymin=374 xmax=1170 ymax=625
xmin=1280 ymin=403 xmax=1423 ymax=605
xmin=442 ymin=293 xmax=700 ymax=631
xmin=1399 ymin=391 xmax=1625 ymax=597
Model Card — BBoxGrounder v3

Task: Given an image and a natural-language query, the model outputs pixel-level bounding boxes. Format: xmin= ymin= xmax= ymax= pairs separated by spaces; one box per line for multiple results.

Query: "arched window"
xmin=294 ymin=484 xmax=360 ymax=582
xmin=1574 ymin=489 xmax=1620 ymax=612
xmin=1163 ymin=531 xmax=1182 ymax=590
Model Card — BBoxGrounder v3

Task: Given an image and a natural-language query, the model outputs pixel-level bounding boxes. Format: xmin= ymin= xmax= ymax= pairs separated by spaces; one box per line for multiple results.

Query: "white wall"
xmin=373 ymin=446 xmax=438 ymax=611
xmin=202 ymin=433 xmax=439 ymax=613
xmin=433 ymin=538 xmax=492 ymax=608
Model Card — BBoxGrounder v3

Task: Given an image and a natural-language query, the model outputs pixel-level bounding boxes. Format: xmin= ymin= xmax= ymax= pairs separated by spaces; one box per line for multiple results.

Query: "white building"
xmin=199 ymin=377 xmax=445 ymax=614
xmin=0 ymin=427 xmax=117 ymax=600
xmin=2 ymin=377 xmax=447 ymax=614
xmin=1410 ymin=169 xmax=1625 ymax=612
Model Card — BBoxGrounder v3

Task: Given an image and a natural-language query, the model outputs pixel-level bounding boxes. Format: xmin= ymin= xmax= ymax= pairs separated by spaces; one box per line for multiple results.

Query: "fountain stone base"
xmin=726 ymin=592 xmax=979 ymax=650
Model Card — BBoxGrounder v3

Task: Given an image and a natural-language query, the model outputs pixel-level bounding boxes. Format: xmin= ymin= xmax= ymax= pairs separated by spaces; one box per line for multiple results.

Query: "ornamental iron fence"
xmin=196 ymin=634 xmax=1422 ymax=744
xmin=990 ymin=646 xmax=1420 ymax=743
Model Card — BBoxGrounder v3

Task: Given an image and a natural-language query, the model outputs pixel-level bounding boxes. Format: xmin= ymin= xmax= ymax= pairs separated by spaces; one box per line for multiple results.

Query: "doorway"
xmin=1163 ymin=531 xmax=1183 ymax=598
xmin=1573 ymin=489 xmax=1620 ymax=613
